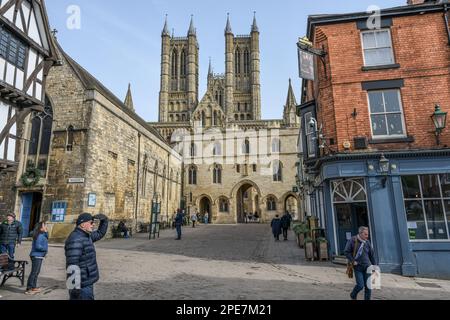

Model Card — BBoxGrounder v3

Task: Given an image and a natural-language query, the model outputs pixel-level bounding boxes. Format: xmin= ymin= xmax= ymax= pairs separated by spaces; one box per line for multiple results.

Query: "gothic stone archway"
xmin=232 ymin=180 xmax=262 ymax=223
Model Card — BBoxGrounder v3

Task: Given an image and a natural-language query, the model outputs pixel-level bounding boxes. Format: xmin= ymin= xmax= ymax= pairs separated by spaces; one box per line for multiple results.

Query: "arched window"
xmin=235 ymin=48 xmax=241 ymax=74
xmin=190 ymin=143 xmax=196 ymax=157
xmin=234 ymin=114 xmax=239 ymax=121
xmin=244 ymin=49 xmax=250 ymax=74
xmin=66 ymin=125 xmax=74 ymax=152
xmin=237 ymin=103 xmax=241 ymax=112
xmin=267 ymin=197 xmax=277 ymax=211
xmin=188 ymin=165 xmax=197 ymax=185
xmin=213 ymin=142 xmax=222 ymax=156
xmin=180 ymin=49 xmax=187 ymax=76
xmin=213 ymin=111 xmax=218 ymax=126
xmin=247 ymin=114 xmax=252 ymax=120
xmin=242 ymin=138 xmax=250 ymax=154
xmin=169 ymin=115 xmax=174 ymax=122
xmin=273 ymin=160 xmax=283 ymax=182
xmin=272 ymin=138 xmax=281 ymax=153
xmin=28 ymin=97 xmax=53 ymax=172
xmin=176 ymin=114 xmax=180 ymax=122
xmin=213 ymin=164 xmax=222 ymax=184
xmin=219 ymin=91 xmax=223 ymax=107
xmin=240 ymin=114 xmax=245 ymax=121
xmin=219 ymin=198 xmax=229 ymax=212
xmin=182 ymin=114 xmax=186 ymax=121
xmin=171 ymin=49 xmax=178 ymax=77
xmin=201 ymin=111 xmax=206 ymax=128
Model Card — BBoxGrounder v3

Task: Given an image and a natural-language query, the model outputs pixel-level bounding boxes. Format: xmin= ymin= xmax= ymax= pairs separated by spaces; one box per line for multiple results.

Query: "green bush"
xmin=293 ymin=222 xmax=309 ymax=235
xmin=316 ymin=237 xmax=328 ymax=243
xmin=305 ymin=237 xmax=314 ymax=244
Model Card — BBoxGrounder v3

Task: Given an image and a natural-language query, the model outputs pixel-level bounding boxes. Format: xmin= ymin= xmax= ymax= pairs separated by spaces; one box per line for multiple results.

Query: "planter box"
xmin=318 ymin=242 xmax=329 ymax=261
xmin=297 ymin=233 xmax=305 ymax=248
xmin=305 ymin=242 xmax=314 ymax=261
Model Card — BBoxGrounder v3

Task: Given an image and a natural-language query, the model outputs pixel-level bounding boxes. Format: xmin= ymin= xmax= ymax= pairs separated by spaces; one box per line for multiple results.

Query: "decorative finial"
xmin=162 ymin=15 xmax=170 ymax=36
xmin=51 ymin=29 xmax=58 ymax=39
xmin=188 ymin=14 xmax=196 ymax=36
xmin=225 ymin=13 xmax=233 ymax=34
xmin=252 ymin=12 xmax=259 ymax=33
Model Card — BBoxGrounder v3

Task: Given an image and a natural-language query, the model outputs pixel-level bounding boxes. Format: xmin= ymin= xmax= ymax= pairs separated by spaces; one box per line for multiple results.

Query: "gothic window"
xmin=28 ymin=97 xmax=53 ymax=172
xmin=65 ymin=125 xmax=74 ymax=152
xmin=188 ymin=165 xmax=197 ymax=185
xmin=169 ymin=115 xmax=174 ymax=122
xmin=272 ymin=160 xmax=283 ymax=182
xmin=190 ymin=143 xmax=197 ymax=157
xmin=247 ymin=114 xmax=252 ymax=120
xmin=244 ymin=49 xmax=250 ymax=74
xmin=240 ymin=114 xmax=245 ymax=121
xmin=213 ymin=164 xmax=222 ymax=184
xmin=253 ymin=164 xmax=257 ymax=172
xmin=236 ymin=164 xmax=240 ymax=173
xmin=213 ymin=111 xmax=218 ymax=126
xmin=182 ymin=114 xmax=186 ymax=122
xmin=219 ymin=91 xmax=224 ymax=107
xmin=272 ymin=138 xmax=281 ymax=153
xmin=201 ymin=111 xmax=206 ymax=128
xmin=213 ymin=142 xmax=222 ymax=156
xmin=219 ymin=198 xmax=229 ymax=212
xmin=242 ymin=139 xmax=250 ymax=154
xmin=171 ymin=49 xmax=178 ymax=77
xmin=267 ymin=197 xmax=277 ymax=211
xmin=234 ymin=114 xmax=239 ymax=121
xmin=235 ymin=48 xmax=241 ymax=74
xmin=180 ymin=49 xmax=187 ymax=76
xmin=176 ymin=114 xmax=180 ymax=122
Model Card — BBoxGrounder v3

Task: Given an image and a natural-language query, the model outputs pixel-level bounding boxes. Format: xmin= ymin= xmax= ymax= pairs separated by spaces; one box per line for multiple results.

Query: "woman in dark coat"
xmin=271 ymin=215 xmax=282 ymax=241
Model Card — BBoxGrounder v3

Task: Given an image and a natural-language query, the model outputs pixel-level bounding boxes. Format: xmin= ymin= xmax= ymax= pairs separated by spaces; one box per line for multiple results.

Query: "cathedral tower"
xmin=224 ymin=13 xmax=262 ymax=122
xmin=159 ymin=16 xmax=199 ymax=123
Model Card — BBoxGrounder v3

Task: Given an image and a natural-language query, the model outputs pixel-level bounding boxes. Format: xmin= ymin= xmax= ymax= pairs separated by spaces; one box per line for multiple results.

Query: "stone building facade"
xmin=2 ymin=41 xmax=182 ymax=240
xmin=152 ymin=15 xmax=302 ymax=223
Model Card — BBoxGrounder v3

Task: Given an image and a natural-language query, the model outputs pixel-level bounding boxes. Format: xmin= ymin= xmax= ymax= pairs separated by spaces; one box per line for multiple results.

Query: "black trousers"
xmin=282 ymin=228 xmax=288 ymax=240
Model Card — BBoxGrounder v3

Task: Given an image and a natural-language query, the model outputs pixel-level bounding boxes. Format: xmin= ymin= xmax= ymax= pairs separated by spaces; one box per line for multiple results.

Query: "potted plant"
xmin=293 ymin=223 xmax=309 ymax=248
xmin=304 ymin=237 xmax=314 ymax=261
xmin=316 ymin=237 xmax=329 ymax=261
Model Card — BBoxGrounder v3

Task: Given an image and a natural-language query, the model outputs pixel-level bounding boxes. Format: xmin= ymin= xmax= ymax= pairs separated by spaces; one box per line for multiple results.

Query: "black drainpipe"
xmin=134 ymin=132 xmax=141 ymax=232
xmin=444 ymin=3 xmax=450 ymax=45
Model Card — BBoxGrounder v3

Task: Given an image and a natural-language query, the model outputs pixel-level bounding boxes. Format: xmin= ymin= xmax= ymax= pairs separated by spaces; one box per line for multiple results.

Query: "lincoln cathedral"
xmin=0 ymin=10 xmax=301 ymax=239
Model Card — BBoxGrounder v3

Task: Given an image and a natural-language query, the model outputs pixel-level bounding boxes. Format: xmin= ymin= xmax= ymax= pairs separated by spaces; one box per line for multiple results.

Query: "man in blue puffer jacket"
xmin=65 ymin=213 xmax=108 ymax=300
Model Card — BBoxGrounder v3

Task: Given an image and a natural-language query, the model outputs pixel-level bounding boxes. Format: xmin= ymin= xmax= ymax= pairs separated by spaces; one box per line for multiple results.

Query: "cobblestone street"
xmin=1 ymin=224 xmax=450 ymax=300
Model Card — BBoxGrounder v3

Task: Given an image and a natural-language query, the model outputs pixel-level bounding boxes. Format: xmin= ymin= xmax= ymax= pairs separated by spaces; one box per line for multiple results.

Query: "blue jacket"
xmin=271 ymin=218 xmax=282 ymax=236
xmin=175 ymin=213 xmax=184 ymax=226
xmin=344 ymin=236 xmax=377 ymax=271
xmin=30 ymin=233 xmax=49 ymax=258
xmin=64 ymin=218 xmax=108 ymax=288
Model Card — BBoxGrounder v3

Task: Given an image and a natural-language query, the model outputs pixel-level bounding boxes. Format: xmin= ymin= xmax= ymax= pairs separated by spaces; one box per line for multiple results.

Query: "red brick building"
xmin=297 ymin=0 xmax=450 ymax=278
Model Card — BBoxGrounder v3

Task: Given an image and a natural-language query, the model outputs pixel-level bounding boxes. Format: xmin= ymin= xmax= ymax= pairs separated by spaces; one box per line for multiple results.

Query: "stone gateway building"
xmin=151 ymin=15 xmax=302 ymax=224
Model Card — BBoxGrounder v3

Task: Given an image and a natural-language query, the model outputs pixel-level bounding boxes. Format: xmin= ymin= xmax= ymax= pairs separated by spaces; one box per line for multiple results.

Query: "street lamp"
xmin=431 ymin=104 xmax=447 ymax=146
xmin=379 ymin=154 xmax=390 ymax=188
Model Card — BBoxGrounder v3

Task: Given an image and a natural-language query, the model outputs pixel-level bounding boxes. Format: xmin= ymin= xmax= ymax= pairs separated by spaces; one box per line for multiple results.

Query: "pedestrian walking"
xmin=65 ymin=213 xmax=109 ymax=300
xmin=270 ymin=215 xmax=282 ymax=241
xmin=204 ymin=211 xmax=209 ymax=225
xmin=174 ymin=209 xmax=184 ymax=240
xmin=25 ymin=222 xmax=49 ymax=295
xmin=344 ymin=226 xmax=377 ymax=301
xmin=0 ymin=213 xmax=23 ymax=261
xmin=280 ymin=212 xmax=291 ymax=241
xmin=191 ymin=212 xmax=198 ymax=228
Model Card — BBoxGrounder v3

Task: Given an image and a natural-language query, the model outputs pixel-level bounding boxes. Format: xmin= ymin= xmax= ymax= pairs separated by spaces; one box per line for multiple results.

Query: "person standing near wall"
xmin=25 ymin=222 xmax=49 ymax=295
xmin=174 ymin=209 xmax=184 ymax=240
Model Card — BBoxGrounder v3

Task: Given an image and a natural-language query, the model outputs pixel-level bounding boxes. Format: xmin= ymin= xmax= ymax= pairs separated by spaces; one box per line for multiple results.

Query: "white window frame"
xmin=361 ymin=28 xmax=395 ymax=67
xmin=367 ymin=89 xmax=407 ymax=140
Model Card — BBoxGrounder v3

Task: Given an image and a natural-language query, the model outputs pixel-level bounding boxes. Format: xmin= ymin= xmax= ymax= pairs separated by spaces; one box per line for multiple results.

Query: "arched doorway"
xmin=235 ymin=182 xmax=261 ymax=223
xmin=199 ymin=197 xmax=212 ymax=223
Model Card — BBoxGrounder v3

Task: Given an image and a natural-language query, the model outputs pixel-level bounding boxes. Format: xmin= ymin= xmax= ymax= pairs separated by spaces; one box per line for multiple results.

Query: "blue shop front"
xmin=304 ymin=150 xmax=450 ymax=280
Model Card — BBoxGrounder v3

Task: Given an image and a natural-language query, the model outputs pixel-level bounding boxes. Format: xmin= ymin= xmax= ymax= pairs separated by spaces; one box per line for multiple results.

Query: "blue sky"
xmin=45 ymin=0 xmax=405 ymax=122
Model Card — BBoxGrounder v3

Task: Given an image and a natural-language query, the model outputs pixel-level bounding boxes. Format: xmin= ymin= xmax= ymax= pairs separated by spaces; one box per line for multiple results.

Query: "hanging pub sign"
xmin=298 ymin=49 xmax=315 ymax=81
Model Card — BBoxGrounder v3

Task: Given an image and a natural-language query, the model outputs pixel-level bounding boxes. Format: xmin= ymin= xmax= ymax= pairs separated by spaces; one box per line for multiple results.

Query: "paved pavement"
xmin=1 ymin=224 xmax=450 ymax=300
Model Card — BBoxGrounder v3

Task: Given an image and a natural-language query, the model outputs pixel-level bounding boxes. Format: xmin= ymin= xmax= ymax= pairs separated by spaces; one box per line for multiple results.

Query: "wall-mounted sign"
xmin=68 ymin=178 xmax=85 ymax=184
xmin=88 ymin=193 xmax=96 ymax=207
xmin=298 ymin=49 xmax=315 ymax=81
